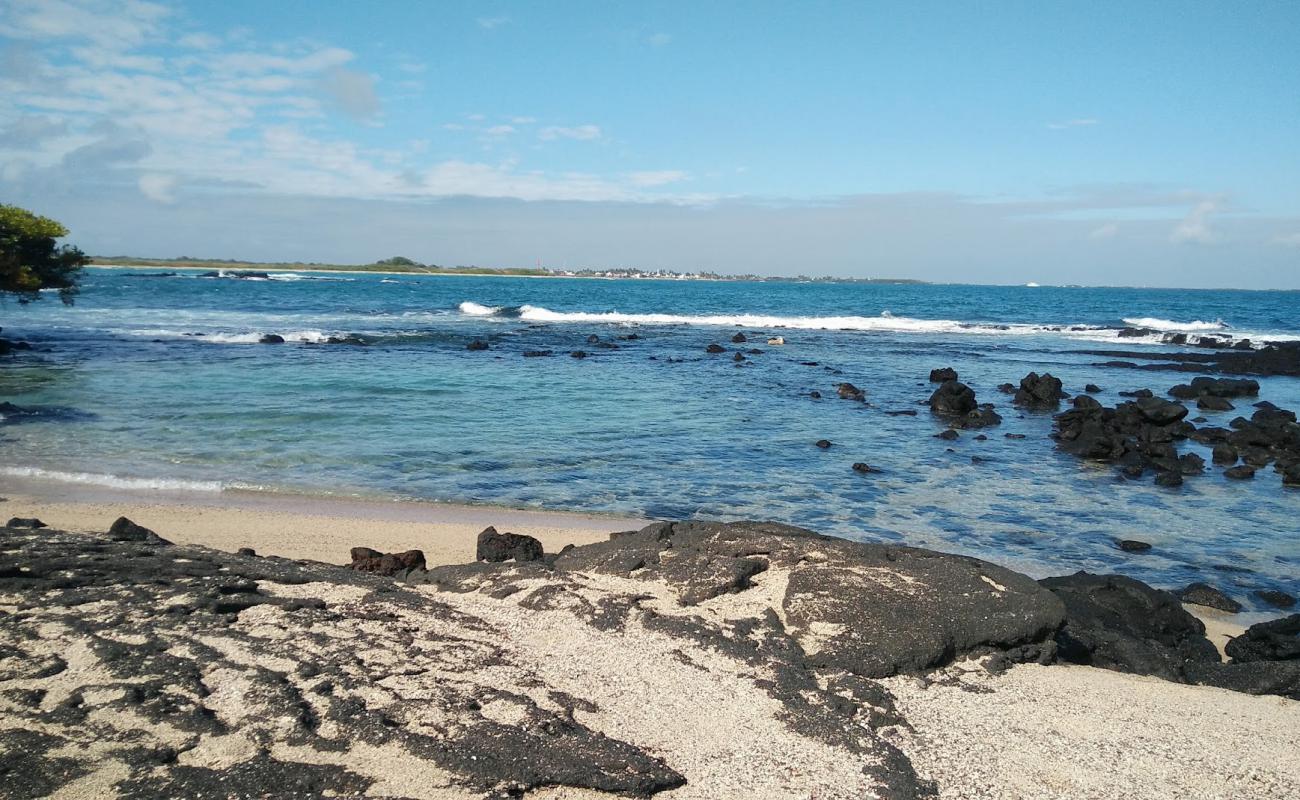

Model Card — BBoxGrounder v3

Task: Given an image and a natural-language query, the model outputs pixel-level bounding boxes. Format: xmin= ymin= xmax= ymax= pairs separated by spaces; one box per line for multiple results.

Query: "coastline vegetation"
xmin=1 ymin=204 xmax=87 ymax=303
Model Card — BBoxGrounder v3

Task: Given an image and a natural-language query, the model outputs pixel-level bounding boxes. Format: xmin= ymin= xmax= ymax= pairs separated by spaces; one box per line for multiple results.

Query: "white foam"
xmin=512 ymin=304 xmax=1067 ymax=335
xmin=458 ymin=301 xmax=501 ymax=316
xmin=2 ymin=466 xmax=228 ymax=492
xmin=1122 ymin=317 xmax=1227 ymax=332
xmin=127 ymin=329 xmax=332 ymax=344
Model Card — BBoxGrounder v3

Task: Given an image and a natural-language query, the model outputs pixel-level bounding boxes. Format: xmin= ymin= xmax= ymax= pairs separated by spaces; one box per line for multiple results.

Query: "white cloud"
xmin=0 ymin=115 xmax=69 ymax=148
xmin=177 ymin=32 xmax=220 ymax=50
xmin=138 ymin=172 xmax=176 ymax=203
xmin=1170 ymin=199 xmax=1222 ymax=244
xmin=208 ymin=47 xmax=354 ymax=76
xmin=539 ymin=124 xmax=602 ymax=141
xmin=0 ymin=4 xmax=705 ymax=206
xmin=476 ymin=16 xmax=511 ymax=29
xmin=1272 ymin=232 xmax=1300 ymax=248
xmin=0 ymin=0 xmax=169 ymax=49
xmin=318 ymin=67 xmax=380 ymax=120
xmin=647 ymin=33 xmax=672 ymax=47
xmin=1047 ymin=118 xmax=1099 ymax=130
xmin=1089 ymin=222 xmax=1119 ymax=239
xmin=629 ymin=170 xmax=689 ymax=187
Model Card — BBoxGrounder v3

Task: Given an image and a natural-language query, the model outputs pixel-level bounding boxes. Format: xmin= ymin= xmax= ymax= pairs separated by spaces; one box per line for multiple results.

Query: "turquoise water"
xmin=3 ymin=268 xmax=1298 ymax=602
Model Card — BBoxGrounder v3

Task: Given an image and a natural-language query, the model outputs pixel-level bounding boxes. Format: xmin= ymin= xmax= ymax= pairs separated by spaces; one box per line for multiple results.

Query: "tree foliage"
xmin=0 ymin=204 xmax=87 ymax=303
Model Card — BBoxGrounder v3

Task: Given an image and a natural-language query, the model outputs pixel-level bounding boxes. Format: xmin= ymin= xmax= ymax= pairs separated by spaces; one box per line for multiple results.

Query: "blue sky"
xmin=2 ymin=0 xmax=1298 ymax=286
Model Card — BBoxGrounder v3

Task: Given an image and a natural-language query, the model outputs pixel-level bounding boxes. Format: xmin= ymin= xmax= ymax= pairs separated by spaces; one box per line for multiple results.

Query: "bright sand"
xmin=0 ymin=475 xmax=638 ymax=566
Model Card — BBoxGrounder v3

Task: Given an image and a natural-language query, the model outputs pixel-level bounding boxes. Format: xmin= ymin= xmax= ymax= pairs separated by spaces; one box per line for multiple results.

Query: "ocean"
xmin=3 ymin=267 xmax=1298 ymax=603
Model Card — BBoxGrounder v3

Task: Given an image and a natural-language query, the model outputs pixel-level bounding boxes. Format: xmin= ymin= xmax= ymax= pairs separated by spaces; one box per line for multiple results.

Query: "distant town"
xmin=90 ymin=255 xmax=927 ymax=285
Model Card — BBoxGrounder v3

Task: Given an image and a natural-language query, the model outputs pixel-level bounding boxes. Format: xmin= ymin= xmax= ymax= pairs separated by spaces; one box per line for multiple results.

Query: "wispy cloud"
xmin=647 ymin=32 xmax=672 ymax=47
xmin=629 ymin=170 xmax=689 ymax=187
xmin=138 ymin=172 xmax=176 ymax=203
xmin=1047 ymin=118 xmax=1099 ymax=130
xmin=318 ymin=67 xmax=381 ymax=121
xmin=476 ymin=15 xmax=511 ymax=30
xmin=539 ymin=124 xmax=602 ymax=141
xmin=1088 ymin=222 xmax=1118 ymax=239
xmin=0 ymin=1 xmax=712 ymax=206
xmin=1171 ymin=199 xmax=1223 ymax=244
xmin=1272 ymin=232 xmax=1300 ymax=248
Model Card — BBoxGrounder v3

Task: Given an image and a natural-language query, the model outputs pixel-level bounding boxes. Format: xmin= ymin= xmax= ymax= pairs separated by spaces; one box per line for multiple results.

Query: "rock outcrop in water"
xmin=1080 ymin=341 xmax=1300 ymax=377
xmin=1013 ymin=372 xmax=1067 ymax=409
xmin=928 ymin=380 xmax=1002 ymax=429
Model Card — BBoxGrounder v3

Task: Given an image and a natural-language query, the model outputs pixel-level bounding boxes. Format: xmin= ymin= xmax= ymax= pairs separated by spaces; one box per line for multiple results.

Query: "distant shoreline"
xmin=87 ymin=258 xmax=929 ymax=285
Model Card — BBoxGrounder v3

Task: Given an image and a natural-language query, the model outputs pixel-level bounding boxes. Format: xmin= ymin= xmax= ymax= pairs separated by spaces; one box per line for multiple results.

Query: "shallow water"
xmin=2 ymin=268 xmax=1298 ymax=604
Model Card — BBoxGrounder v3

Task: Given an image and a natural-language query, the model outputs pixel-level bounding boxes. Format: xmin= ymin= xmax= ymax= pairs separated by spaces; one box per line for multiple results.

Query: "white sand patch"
xmin=268 ymin=742 xmax=476 ymax=799
xmin=177 ymin=732 xmax=261 ymax=769
xmin=440 ymin=588 xmax=883 ymax=799
xmin=883 ymin=663 xmax=1300 ymax=799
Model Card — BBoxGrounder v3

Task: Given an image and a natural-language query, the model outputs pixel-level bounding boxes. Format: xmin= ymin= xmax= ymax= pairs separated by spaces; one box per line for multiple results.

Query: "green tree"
xmin=0 ymin=204 xmax=88 ymax=304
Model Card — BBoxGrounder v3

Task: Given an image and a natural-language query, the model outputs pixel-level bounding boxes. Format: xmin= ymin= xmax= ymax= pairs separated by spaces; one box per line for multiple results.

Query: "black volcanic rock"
xmin=1042 ymin=572 xmax=1216 ymax=680
xmin=1225 ymin=615 xmax=1300 ymax=663
xmin=1197 ymin=396 xmax=1235 ymax=412
xmin=1255 ymin=589 xmax=1297 ymax=609
xmin=1178 ymin=582 xmax=1242 ymax=613
xmin=1042 ymin=572 xmax=1300 ymax=699
xmin=349 ymin=547 xmax=426 ymax=576
xmin=476 ymin=526 xmax=544 ymax=563
xmin=929 ymin=367 xmax=958 ymax=383
xmin=1116 ymin=540 xmax=1152 ymax=553
xmin=837 ymin=382 xmax=865 ymax=401
xmin=706 ymin=343 xmax=726 ymax=353
xmin=5 ymin=517 xmax=46 ymax=529
xmin=928 ymin=380 xmax=976 ymax=415
xmin=1013 ymin=372 xmax=1067 ymax=409
xmin=108 ymin=517 xmax=170 ymax=545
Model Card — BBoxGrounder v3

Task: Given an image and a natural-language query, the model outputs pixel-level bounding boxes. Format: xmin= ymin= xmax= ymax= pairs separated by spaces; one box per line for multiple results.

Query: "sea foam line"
xmin=2 ymin=466 xmax=230 ymax=492
xmin=461 ymin=302 xmax=1098 ymax=336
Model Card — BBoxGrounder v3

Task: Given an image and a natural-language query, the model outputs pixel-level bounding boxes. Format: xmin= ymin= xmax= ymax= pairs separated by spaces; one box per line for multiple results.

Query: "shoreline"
xmin=1 ymin=474 xmax=1255 ymax=645
xmin=2 ymin=475 xmax=640 ymax=566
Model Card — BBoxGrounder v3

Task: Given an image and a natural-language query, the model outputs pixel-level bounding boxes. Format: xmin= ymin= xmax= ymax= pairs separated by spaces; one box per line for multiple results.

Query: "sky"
xmin=1 ymin=0 xmax=1298 ymax=287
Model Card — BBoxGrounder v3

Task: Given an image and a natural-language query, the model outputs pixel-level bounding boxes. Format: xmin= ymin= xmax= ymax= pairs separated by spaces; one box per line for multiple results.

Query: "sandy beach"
xmin=0 ymin=476 xmax=637 ymax=566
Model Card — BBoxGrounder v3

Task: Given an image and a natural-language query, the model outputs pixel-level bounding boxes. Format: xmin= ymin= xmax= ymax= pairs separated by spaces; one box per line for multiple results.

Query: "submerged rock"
xmin=837 ymin=382 xmax=865 ymax=401
xmin=1255 ymin=589 xmax=1297 ymax=609
xmin=1178 ymin=582 xmax=1242 ymax=613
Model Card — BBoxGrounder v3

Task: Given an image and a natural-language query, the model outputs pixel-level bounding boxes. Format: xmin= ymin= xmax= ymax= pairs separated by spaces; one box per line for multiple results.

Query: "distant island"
xmin=89 ymin=255 xmax=928 ymax=285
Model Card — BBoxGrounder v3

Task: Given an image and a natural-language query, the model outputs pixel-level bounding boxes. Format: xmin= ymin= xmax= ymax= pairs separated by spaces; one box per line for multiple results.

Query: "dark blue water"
xmin=3 ymin=268 xmax=1298 ymax=603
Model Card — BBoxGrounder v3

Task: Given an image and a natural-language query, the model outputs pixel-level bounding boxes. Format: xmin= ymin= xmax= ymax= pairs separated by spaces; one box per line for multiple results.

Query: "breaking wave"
xmin=458 ymin=302 xmax=1107 ymax=337
xmin=1121 ymin=317 xmax=1228 ymax=332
